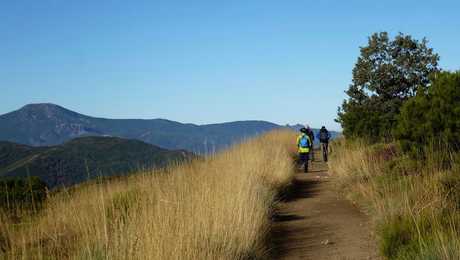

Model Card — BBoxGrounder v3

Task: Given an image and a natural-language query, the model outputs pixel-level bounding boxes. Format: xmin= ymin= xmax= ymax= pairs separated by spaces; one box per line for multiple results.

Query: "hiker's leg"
xmin=299 ymin=153 xmax=307 ymax=172
xmin=322 ymin=143 xmax=326 ymax=162
xmin=298 ymin=153 xmax=304 ymax=168
xmin=304 ymin=152 xmax=309 ymax=172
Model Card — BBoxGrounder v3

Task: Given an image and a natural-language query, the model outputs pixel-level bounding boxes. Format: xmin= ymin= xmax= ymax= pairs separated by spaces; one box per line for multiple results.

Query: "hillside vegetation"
xmin=0 ymin=103 xmax=281 ymax=153
xmin=334 ymin=32 xmax=460 ymax=259
xmin=0 ymin=130 xmax=296 ymax=259
xmin=330 ymin=140 xmax=460 ymax=259
xmin=0 ymin=136 xmax=191 ymax=188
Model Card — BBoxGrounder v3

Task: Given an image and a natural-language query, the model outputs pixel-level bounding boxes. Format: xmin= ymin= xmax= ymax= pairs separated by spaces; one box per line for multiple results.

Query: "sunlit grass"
xmin=0 ymin=130 xmax=297 ymax=259
xmin=329 ymin=138 xmax=460 ymax=259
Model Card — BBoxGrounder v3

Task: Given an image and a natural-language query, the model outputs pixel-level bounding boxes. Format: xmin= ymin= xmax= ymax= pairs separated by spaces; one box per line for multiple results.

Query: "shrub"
xmin=396 ymin=71 xmax=460 ymax=152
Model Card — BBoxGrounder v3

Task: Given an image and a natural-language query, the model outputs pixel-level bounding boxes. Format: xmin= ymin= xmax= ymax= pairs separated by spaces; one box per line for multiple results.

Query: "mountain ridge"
xmin=0 ymin=103 xmax=339 ymax=152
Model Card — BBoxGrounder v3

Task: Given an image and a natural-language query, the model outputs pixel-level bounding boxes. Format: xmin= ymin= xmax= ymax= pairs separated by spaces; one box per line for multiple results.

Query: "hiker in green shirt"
xmin=297 ymin=127 xmax=312 ymax=173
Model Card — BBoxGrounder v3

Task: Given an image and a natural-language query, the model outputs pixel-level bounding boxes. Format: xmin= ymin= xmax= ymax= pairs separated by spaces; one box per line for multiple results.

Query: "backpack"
xmin=299 ymin=135 xmax=310 ymax=148
xmin=319 ymin=130 xmax=329 ymax=142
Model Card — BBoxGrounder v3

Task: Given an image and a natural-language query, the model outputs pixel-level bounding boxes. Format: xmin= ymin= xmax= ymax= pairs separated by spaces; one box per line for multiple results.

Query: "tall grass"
xmin=0 ymin=130 xmax=296 ymax=259
xmin=329 ymin=138 xmax=460 ymax=259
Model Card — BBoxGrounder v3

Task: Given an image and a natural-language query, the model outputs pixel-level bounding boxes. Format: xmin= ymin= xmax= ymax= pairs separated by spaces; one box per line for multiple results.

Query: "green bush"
xmin=396 ymin=71 xmax=460 ymax=152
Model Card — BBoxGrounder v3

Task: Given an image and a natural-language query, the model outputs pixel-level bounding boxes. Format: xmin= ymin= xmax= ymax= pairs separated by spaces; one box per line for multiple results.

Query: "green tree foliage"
xmin=396 ymin=71 xmax=460 ymax=151
xmin=337 ymin=32 xmax=440 ymax=140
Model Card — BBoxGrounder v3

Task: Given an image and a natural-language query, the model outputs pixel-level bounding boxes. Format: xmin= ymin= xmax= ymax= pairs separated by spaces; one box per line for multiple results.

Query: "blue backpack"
xmin=299 ymin=135 xmax=310 ymax=148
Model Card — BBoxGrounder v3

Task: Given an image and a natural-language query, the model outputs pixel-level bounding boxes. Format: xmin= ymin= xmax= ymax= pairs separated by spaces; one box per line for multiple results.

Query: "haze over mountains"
xmin=0 ymin=103 xmax=338 ymax=153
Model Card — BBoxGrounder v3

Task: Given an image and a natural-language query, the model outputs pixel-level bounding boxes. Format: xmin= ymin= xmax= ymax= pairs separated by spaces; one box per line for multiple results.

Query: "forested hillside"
xmin=0 ymin=136 xmax=191 ymax=188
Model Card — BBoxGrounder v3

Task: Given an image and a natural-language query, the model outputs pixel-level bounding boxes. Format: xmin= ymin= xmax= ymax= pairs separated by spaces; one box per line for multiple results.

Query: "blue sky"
xmin=1 ymin=0 xmax=459 ymax=130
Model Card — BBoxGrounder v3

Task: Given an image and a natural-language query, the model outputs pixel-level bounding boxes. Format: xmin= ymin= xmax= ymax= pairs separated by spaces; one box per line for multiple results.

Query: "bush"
xmin=396 ymin=71 xmax=460 ymax=152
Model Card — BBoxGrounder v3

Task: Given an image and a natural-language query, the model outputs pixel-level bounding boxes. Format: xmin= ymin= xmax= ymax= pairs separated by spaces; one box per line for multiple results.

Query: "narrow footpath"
xmin=272 ymin=152 xmax=380 ymax=260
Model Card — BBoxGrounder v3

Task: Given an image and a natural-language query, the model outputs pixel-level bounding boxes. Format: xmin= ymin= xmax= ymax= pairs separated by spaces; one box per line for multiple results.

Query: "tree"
xmin=396 ymin=71 xmax=460 ymax=151
xmin=337 ymin=32 xmax=440 ymax=140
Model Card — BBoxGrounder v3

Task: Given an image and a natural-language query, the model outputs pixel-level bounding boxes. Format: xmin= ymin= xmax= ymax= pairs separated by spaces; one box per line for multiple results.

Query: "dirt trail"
xmin=272 ymin=154 xmax=380 ymax=260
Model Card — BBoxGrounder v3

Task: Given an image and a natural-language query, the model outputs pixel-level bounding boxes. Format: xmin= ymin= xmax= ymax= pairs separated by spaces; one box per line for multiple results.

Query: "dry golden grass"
xmin=0 ymin=130 xmax=296 ymax=259
xmin=329 ymin=138 xmax=460 ymax=259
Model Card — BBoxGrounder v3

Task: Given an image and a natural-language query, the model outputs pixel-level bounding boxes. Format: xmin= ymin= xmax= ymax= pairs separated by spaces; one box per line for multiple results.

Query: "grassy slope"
xmin=329 ymin=139 xmax=460 ymax=259
xmin=0 ymin=130 xmax=296 ymax=259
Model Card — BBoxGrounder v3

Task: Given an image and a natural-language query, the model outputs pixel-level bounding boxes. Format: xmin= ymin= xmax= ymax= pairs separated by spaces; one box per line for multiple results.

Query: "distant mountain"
xmin=0 ymin=104 xmax=341 ymax=152
xmin=0 ymin=136 xmax=191 ymax=188
xmin=0 ymin=104 xmax=281 ymax=153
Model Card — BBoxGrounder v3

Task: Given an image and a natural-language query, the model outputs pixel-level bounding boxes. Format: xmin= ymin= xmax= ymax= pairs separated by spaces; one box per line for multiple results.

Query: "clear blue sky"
xmin=1 ymin=0 xmax=459 ymax=131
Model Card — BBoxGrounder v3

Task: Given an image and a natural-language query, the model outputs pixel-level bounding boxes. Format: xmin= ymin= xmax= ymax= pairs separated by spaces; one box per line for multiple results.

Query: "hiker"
xmin=297 ymin=127 xmax=312 ymax=173
xmin=318 ymin=126 xmax=330 ymax=162
xmin=305 ymin=125 xmax=315 ymax=161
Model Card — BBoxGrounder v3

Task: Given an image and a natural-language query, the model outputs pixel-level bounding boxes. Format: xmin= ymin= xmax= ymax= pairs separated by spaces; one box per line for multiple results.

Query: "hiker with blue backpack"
xmin=297 ymin=127 xmax=312 ymax=173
